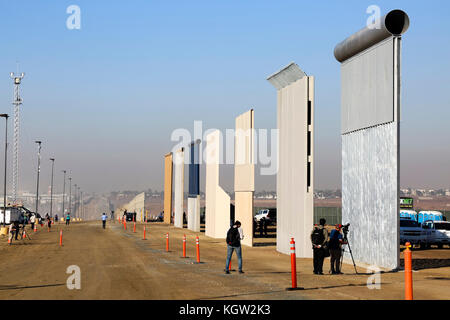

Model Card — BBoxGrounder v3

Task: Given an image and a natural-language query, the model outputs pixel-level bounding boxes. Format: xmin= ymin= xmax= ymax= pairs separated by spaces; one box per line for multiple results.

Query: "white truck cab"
xmin=422 ymin=220 xmax=450 ymax=249
xmin=400 ymin=217 xmax=426 ymax=247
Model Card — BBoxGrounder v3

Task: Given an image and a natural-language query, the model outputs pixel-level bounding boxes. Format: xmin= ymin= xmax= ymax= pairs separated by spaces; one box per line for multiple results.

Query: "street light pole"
xmin=49 ymin=158 xmax=55 ymax=218
xmin=0 ymin=114 xmax=8 ymax=227
xmin=80 ymin=191 xmax=84 ymax=219
xmin=34 ymin=141 xmax=42 ymax=215
xmin=74 ymin=183 xmax=77 ymax=218
xmin=68 ymin=177 xmax=72 ymax=215
xmin=62 ymin=170 xmax=66 ymax=217
xmin=78 ymin=186 xmax=81 ymax=219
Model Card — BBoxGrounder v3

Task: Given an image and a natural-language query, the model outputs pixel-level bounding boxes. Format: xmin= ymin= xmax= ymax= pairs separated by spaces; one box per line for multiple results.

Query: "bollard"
xmin=59 ymin=230 xmax=63 ymax=246
xmin=183 ymin=235 xmax=186 ymax=258
xmin=404 ymin=242 xmax=413 ymax=300
xmin=133 ymin=222 xmax=136 ymax=233
xmin=143 ymin=226 xmax=146 ymax=240
xmin=196 ymin=236 xmax=200 ymax=263
xmin=290 ymin=238 xmax=297 ymax=289
xmin=166 ymin=233 xmax=169 ymax=252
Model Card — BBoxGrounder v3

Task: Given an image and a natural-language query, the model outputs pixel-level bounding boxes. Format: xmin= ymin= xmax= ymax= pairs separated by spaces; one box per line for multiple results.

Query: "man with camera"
xmin=329 ymin=224 xmax=347 ymax=274
xmin=310 ymin=218 xmax=329 ymax=275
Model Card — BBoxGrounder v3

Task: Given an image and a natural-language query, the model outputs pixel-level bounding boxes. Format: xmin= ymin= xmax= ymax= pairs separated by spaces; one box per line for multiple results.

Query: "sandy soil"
xmin=0 ymin=221 xmax=448 ymax=300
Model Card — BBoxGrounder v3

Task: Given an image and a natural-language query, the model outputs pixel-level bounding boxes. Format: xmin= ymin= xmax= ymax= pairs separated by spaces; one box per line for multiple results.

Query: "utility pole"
xmin=34 ymin=141 xmax=42 ymax=215
xmin=10 ymin=71 xmax=24 ymax=204
xmin=62 ymin=170 xmax=66 ymax=217
xmin=49 ymin=158 xmax=55 ymax=217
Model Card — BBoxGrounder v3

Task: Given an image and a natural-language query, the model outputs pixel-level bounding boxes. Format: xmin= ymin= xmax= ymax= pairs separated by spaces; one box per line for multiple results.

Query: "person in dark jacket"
xmin=225 ymin=221 xmax=244 ymax=274
xmin=311 ymin=218 xmax=329 ymax=275
xmin=329 ymin=224 xmax=346 ymax=274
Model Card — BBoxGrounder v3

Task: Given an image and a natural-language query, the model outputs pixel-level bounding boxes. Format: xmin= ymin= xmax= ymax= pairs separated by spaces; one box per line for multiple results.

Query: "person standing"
xmin=55 ymin=214 xmax=59 ymax=224
xmin=66 ymin=212 xmax=71 ymax=225
xmin=46 ymin=214 xmax=52 ymax=231
xmin=30 ymin=213 xmax=36 ymax=231
xmin=259 ymin=217 xmax=265 ymax=237
xmin=329 ymin=224 xmax=346 ymax=274
xmin=225 ymin=220 xmax=244 ymax=274
xmin=310 ymin=218 xmax=329 ymax=275
xmin=101 ymin=212 xmax=107 ymax=229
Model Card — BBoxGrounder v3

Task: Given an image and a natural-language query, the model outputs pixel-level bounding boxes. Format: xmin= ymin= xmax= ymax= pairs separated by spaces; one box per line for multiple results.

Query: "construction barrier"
xmin=404 ymin=242 xmax=413 ymax=300
xmin=166 ymin=233 xmax=169 ymax=252
xmin=196 ymin=236 xmax=200 ymax=263
xmin=182 ymin=235 xmax=186 ymax=258
xmin=290 ymin=238 xmax=297 ymax=289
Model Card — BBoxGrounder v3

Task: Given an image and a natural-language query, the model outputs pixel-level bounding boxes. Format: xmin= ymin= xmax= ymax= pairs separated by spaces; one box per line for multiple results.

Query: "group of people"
xmin=311 ymin=218 xmax=347 ymax=275
xmin=8 ymin=210 xmax=72 ymax=243
xmin=223 ymin=218 xmax=348 ymax=276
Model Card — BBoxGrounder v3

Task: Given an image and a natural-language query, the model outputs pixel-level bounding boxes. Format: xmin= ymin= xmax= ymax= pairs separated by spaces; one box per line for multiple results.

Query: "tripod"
xmin=340 ymin=229 xmax=358 ymax=274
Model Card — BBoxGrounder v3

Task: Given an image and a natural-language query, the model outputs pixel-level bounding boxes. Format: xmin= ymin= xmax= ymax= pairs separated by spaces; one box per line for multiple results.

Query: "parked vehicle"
xmin=125 ymin=211 xmax=136 ymax=222
xmin=400 ymin=217 xmax=426 ymax=246
xmin=422 ymin=220 xmax=450 ymax=249
xmin=0 ymin=206 xmax=34 ymax=225
xmin=254 ymin=208 xmax=276 ymax=223
xmin=417 ymin=211 xmax=444 ymax=224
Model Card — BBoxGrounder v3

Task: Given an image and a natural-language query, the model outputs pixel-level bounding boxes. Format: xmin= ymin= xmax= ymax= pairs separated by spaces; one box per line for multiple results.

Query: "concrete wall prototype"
xmin=267 ymin=62 xmax=314 ymax=258
xmin=205 ymin=130 xmax=231 ymax=239
xmin=164 ymin=153 xmax=173 ymax=225
xmin=119 ymin=192 xmax=145 ymax=221
xmin=188 ymin=141 xmax=201 ymax=232
xmin=173 ymin=148 xmax=185 ymax=228
xmin=234 ymin=110 xmax=254 ymax=247
xmin=334 ymin=10 xmax=409 ymax=270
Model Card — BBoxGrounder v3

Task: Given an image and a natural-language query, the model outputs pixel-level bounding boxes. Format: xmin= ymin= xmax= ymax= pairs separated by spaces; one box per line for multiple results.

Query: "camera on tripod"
xmin=342 ymin=223 xmax=350 ymax=235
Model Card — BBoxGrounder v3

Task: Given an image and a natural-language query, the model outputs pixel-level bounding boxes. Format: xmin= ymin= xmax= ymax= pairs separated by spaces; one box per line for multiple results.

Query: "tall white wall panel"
xmin=275 ymin=74 xmax=314 ymax=257
xmin=174 ymin=149 xmax=184 ymax=228
xmin=234 ymin=110 xmax=255 ymax=247
xmin=205 ymin=131 xmax=231 ymax=239
xmin=341 ymin=37 xmax=395 ymax=134
xmin=342 ymin=122 xmax=399 ymax=269
xmin=187 ymin=196 xmax=200 ymax=232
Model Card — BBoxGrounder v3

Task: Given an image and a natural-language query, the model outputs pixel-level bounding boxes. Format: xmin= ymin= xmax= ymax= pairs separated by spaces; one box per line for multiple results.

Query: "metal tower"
xmin=10 ymin=72 xmax=25 ymax=204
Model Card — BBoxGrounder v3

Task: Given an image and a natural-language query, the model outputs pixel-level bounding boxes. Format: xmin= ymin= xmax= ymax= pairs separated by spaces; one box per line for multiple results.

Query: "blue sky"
xmin=0 ymin=0 xmax=449 ymax=193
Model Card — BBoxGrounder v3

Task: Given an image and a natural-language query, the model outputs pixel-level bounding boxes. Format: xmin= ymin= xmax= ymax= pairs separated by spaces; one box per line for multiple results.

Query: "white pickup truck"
xmin=400 ymin=218 xmax=426 ymax=247
xmin=422 ymin=220 xmax=450 ymax=249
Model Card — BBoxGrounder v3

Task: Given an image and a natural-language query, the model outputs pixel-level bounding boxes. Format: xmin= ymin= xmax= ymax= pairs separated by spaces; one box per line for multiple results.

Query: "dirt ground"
xmin=0 ymin=221 xmax=449 ymax=300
